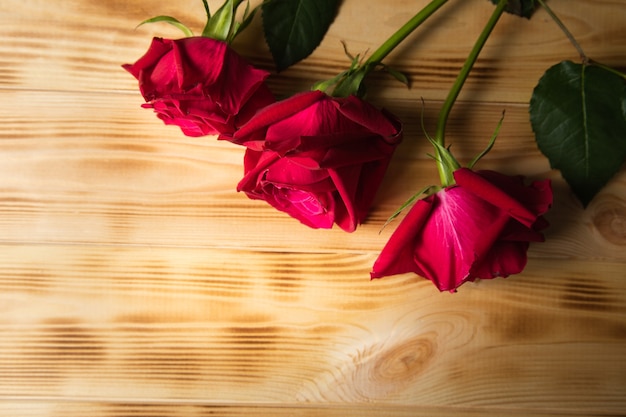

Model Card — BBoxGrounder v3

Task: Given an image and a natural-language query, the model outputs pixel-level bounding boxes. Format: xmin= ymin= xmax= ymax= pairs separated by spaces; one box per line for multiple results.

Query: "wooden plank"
xmin=1 ymin=0 xmax=625 ymax=415
xmin=0 ymin=401 xmax=605 ymax=417
xmin=0 ymin=244 xmax=624 ymax=411
xmin=1 ymin=0 xmax=624 ymax=103
xmin=1 ymin=89 xmax=625 ymax=262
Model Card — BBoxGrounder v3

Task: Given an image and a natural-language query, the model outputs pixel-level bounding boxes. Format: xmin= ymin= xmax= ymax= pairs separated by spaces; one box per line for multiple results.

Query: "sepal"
xmin=136 ymin=16 xmax=194 ymax=37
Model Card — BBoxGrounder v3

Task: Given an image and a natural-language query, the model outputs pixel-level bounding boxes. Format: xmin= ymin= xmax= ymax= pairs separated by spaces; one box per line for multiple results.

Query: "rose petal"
xmin=412 ymin=187 xmax=512 ymax=291
xmin=237 ymin=149 xmax=280 ymax=193
xmin=328 ymin=166 xmax=361 ymax=232
xmin=276 ymin=189 xmax=335 ymax=229
xmin=236 ymin=92 xmax=402 ymax=232
xmin=371 ymin=197 xmax=434 ymax=279
xmin=476 ymin=170 xmax=553 ymax=218
xmin=172 ymin=37 xmax=226 ymax=89
xmin=123 ymin=38 xmax=173 ymax=88
xmin=264 ymin=97 xmax=372 ymax=155
xmin=124 ymin=37 xmax=275 ymax=138
xmin=233 ymin=91 xmax=326 ymax=143
xmin=214 ymin=46 xmax=273 ymax=115
xmin=453 ymin=168 xmax=539 ymax=227
xmin=471 ymin=241 xmax=529 ymax=279
xmin=319 ymin=138 xmax=396 ymax=168
xmin=264 ymin=158 xmax=332 ymax=189
xmin=338 ymin=95 xmax=403 ymax=143
xmin=372 ymin=168 xmax=553 ymax=291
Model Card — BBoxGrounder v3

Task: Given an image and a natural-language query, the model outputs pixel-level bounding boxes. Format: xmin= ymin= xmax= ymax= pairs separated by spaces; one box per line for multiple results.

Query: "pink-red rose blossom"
xmin=371 ymin=168 xmax=552 ymax=291
xmin=123 ymin=37 xmax=275 ymax=138
xmin=233 ymin=90 xmax=403 ymax=232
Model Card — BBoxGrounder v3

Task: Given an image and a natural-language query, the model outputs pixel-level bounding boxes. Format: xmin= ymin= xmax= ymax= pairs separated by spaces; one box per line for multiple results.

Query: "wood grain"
xmin=0 ymin=401 xmax=602 ymax=417
xmin=1 ymin=0 xmax=625 ymax=416
xmin=1 ymin=0 xmax=624 ymax=101
xmin=2 ymin=90 xmax=625 ymax=262
xmin=1 ymin=244 xmax=625 ymax=409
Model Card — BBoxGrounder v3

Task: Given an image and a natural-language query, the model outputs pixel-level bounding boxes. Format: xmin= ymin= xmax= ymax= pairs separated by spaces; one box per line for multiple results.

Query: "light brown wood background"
xmin=1 ymin=0 xmax=625 ymax=416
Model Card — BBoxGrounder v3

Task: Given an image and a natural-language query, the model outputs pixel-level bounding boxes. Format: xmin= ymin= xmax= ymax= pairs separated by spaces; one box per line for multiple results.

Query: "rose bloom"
xmin=233 ymin=90 xmax=403 ymax=232
xmin=371 ymin=168 xmax=552 ymax=291
xmin=123 ymin=37 xmax=275 ymax=138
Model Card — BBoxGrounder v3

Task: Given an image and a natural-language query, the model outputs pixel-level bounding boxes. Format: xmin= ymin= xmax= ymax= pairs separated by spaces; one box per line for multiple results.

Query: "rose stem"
xmin=364 ymin=0 xmax=449 ymax=67
xmin=537 ymin=0 xmax=626 ymax=80
xmin=536 ymin=0 xmax=587 ymax=62
xmin=433 ymin=0 xmax=508 ymax=186
xmin=329 ymin=0 xmax=449 ymax=97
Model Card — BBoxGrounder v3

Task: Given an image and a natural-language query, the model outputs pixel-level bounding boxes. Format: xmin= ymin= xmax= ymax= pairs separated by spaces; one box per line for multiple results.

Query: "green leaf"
xmin=262 ymin=0 xmax=340 ymax=71
xmin=204 ymin=0 xmax=236 ymax=41
xmin=530 ymin=60 xmax=626 ymax=206
xmin=231 ymin=1 xmax=259 ymax=41
xmin=201 ymin=0 xmax=258 ymax=43
xmin=311 ymin=70 xmax=347 ymax=93
xmin=331 ymin=66 xmax=369 ymax=98
xmin=381 ymin=64 xmax=410 ymax=87
xmin=419 ymin=99 xmax=459 ymax=187
xmin=201 ymin=0 xmax=211 ymax=19
xmin=489 ymin=0 xmax=538 ymax=18
xmin=467 ymin=110 xmax=505 ymax=169
xmin=136 ymin=16 xmax=194 ymax=37
xmin=428 ymin=138 xmax=461 ymax=173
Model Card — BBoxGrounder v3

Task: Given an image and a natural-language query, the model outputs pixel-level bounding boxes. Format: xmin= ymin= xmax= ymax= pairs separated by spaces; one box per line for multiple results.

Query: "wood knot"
xmin=372 ymin=335 xmax=435 ymax=382
xmin=348 ymin=333 xmax=436 ymax=400
xmin=591 ymin=197 xmax=626 ymax=245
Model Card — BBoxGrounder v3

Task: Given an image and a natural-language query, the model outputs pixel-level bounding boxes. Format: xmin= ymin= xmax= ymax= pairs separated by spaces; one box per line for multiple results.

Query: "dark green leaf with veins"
xmin=530 ymin=60 xmax=626 ymax=206
xmin=262 ymin=0 xmax=340 ymax=71
xmin=489 ymin=0 xmax=538 ymax=18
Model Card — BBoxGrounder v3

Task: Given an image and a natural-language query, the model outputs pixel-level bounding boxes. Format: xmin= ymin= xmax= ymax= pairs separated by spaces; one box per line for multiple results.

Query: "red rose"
xmin=123 ymin=37 xmax=275 ymax=138
xmin=371 ymin=168 xmax=552 ymax=291
xmin=234 ymin=90 xmax=403 ymax=232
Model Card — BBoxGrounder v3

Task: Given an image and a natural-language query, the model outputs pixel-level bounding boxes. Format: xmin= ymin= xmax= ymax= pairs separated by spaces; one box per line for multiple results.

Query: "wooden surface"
xmin=1 ymin=0 xmax=626 ymax=415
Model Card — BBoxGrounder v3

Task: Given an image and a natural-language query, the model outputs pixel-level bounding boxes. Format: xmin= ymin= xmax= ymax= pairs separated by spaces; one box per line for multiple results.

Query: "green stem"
xmin=331 ymin=0 xmax=449 ymax=97
xmin=589 ymin=59 xmax=626 ymax=80
xmin=538 ymin=0 xmax=626 ymax=80
xmin=433 ymin=0 xmax=508 ymax=186
xmin=364 ymin=0 xmax=449 ymax=66
xmin=536 ymin=0 xmax=587 ymax=62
